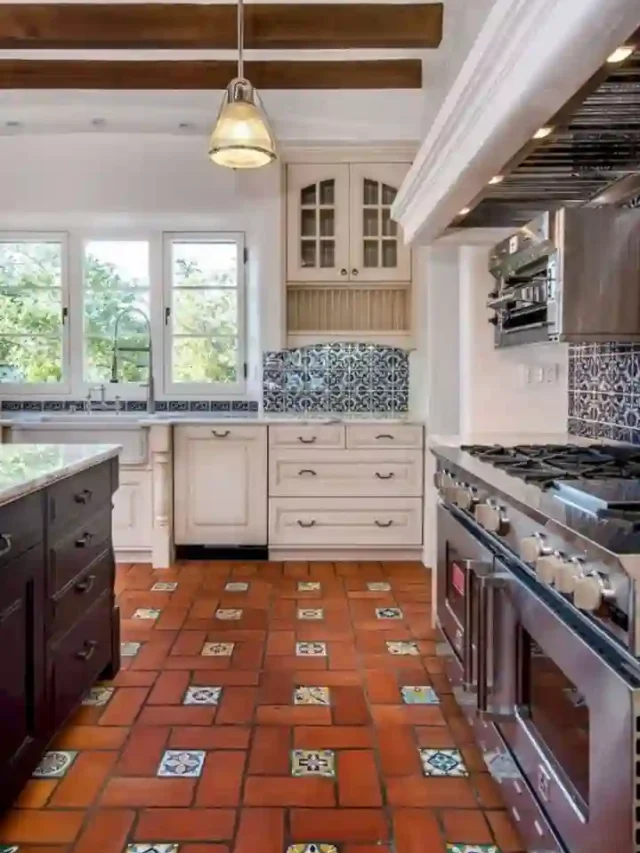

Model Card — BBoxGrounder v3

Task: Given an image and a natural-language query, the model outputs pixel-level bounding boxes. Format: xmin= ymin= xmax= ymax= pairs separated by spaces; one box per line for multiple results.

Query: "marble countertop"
xmin=0 ymin=444 xmax=120 ymax=508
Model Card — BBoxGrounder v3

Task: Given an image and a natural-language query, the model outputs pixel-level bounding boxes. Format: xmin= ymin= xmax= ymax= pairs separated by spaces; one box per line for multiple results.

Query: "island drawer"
xmin=0 ymin=491 xmax=44 ymax=567
xmin=47 ymin=461 xmax=115 ymax=535
xmin=50 ymin=552 xmax=113 ymax=638
xmin=49 ymin=589 xmax=112 ymax=728
xmin=269 ymin=423 xmax=345 ymax=449
xmin=48 ymin=509 xmax=112 ymax=594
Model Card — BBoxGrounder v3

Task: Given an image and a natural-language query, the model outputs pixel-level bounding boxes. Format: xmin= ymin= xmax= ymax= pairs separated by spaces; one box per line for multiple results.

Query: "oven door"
xmin=499 ymin=568 xmax=640 ymax=853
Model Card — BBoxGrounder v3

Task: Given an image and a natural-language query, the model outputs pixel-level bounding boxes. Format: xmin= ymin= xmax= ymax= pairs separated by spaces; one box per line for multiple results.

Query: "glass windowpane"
xmin=172 ymin=337 xmax=239 ymax=384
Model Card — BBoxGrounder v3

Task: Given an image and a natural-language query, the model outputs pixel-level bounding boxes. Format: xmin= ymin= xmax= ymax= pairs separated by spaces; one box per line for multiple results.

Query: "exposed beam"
xmin=0 ymin=3 xmax=443 ymax=49
xmin=0 ymin=59 xmax=423 ymax=90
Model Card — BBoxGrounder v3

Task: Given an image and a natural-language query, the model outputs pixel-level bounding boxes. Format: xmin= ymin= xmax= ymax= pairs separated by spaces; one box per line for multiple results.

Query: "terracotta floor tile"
xmin=248 ymin=726 xmax=292 ymax=774
xmin=138 ymin=705 xmax=216 ymax=725
xmin=74 ymin=809 xmax=135 ymax=853
xmin=98 ymin=687 xmax=149 ymax=726
xmin=181 ymin=846 xmax=229 ymax=853
xmin=49 ymin=750 xmax=118 ymax=807
xmin=294 ymin=726 xmax=375 ymax=749
xmin=371 ymin=704 xmax=446 ymax=727
xmin=111 ymin=669 xmax=159 ymax=687
xmin=116 ymin=725 xmax=170 ymax=775
xmin=51 ymin=724 xmax=130 ymax=751
xmin=393 ymin=808 xmax=445 ymax=853
xmin=169 ymin=726 xmax=251 ymax=751
xmin=134 ymin=808 xmax=236 ymax=841
xmin=376 ymin=727 xmax=422 ymax=777
xmin=266 ymin=630 xmax=296 ymax=655
xmin=290 ymin=808 xmax=389 ymax=842
xmin=100 ymin=777 xmax=196 ymax=807
xmin=244 ymin=776 xmax=336 ymax=807
xmin=255 ymin=705 xmax=332 ymax=726
xmin=332 ymin=686 xmax=371 ymax=725
xmin=386 ymin=776 xmax=477 ymax=808
xmin=15 ymin=780 xmax=58 ymax=809
xmin=216 ymin=686 xmax=258 ymax=724
xmin=473 ymin=774 xmax=507 ymax=809
xmin=191 ymin=671 xmax=260 ymax=686
xmin=0 ymin=810 xmax=85 ymax=844
xmin=147 ymin=670 xmax=191 ymax=704
xmin=294 ymin=670 xmax=361 ymax=686
xmin=337 ymin=751 xmax=383 ymax=807
xmin=195 ymin=751 xmax=246 ymax=806
xmin=415 ymin=726 xmax=457 ymax=749
xmin=486 ymin=809 xmax=526 ymax=851
xmin=441 ymin=809 xmax=494 ymax=843
xmin=364 ymin=670 xmax=400 ymax=703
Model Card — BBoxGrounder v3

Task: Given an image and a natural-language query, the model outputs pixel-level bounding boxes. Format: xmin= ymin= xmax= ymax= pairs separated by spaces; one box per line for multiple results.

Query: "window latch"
xmin=164 ymin=307 xmax=171 ymax=325
xmin=62 ymin=306 xmax=69 ymax=324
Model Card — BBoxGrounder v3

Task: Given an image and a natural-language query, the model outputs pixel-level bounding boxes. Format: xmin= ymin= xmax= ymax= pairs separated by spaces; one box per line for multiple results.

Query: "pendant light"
xmin=208 ymin=0 xmax=277 ymax=169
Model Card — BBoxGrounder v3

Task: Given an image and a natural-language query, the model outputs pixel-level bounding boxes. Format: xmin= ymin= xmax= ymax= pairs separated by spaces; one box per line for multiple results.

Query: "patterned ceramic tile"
xmin=367 ymin=582 xmax=391 ymax=591
xmin=201 ymin=642 xmax=235 ymax=656
xmin=296 ymin=642 xmax=327 ymax=657
xmin=157 ymin=750 xmax=206 ymax=778
xmin=297 ymin=608 xmax=324 ymax=621
xmin=151 ymin=582 xmax=178 ymax=592
xmin=287 ymin=845 xmax=338 ymax=853
xmin=215 ymin=608 xmax=243 ymax=620
xmin=386 ymin=641 xmax=420 ymax=656
xmin=183 ymin=686 xmax=222 ymax=705
xmin=446 ymin=846 xmax=500 ymax=853
xmin=126 ymin=846 xmax=180 ymax=853
xmin=298 ymin=581 xmax=321 ymax=591
xmin=294 ymin=686 xmax=331 ymax=706
xmin=375 ymin=607 xmax=403 ymax=620
xmin=401 ymin=686 xmax=440 ymax=705
xmin=291 ymin=749 xmax=336 ymax=778
xmin=33 ymin=750 xmax=77 ymax=778
xmin=419 ymin=748 xmax=468 ymax=777
xmin=121 ymin=641 xmax=141 ymax=657
xmin=0 ymin=847 xmax=20 ymax=853
xmin=225 ymin=582 xmax=249 ymax=592
xmin=132 ymin=608 xmax=161 ymax=620
xmin=82 ymin=686 xmax=114 ymax=706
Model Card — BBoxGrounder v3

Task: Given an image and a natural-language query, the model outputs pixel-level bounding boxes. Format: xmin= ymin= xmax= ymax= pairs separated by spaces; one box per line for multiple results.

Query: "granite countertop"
xmin=0 ymin=414 xmax=420 ymax=428
xmin=427 ymin=431 xmax=589 ymax=448
xmin=0 ymin=444 xmax=120 ymax=508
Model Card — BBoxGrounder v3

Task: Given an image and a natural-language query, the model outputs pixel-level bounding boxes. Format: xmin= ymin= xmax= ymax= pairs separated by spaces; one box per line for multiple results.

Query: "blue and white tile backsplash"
xmin=568 ymin=343 xmax=640 ymax=444
xmin=263 ymin=343 xmax=409 ymax=415
xmin=0 ymin=399 xmax=259 ymax=414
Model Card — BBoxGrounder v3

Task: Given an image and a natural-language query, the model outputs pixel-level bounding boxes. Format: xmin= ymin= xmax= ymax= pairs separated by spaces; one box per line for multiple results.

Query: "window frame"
xmin=162 ymin=231 xmax=247 ymax=398
xmin=0 ymin=231 xmax=71 ymax=396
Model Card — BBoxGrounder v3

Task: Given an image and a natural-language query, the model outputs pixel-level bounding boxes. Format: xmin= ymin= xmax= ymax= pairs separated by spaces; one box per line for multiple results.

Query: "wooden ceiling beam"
xmin=0 ymin=59 xmax=423 ymax=90
xmin=0 ymin=3 xmax=443 ymax=49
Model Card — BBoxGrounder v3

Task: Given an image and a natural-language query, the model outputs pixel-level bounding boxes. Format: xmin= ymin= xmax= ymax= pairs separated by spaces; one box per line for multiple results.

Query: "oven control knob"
xmin=554 ymin=560 xmax=583 ymax=595
xmin=520 ymin=535 xmax=549 ymax=563
xmin=474 ymin=502 xmax=508 ymax=534
xmin=535 ymin=554 xmax=565 ymax=585
xmin=573 ymin=575 xmax=603 ymax=612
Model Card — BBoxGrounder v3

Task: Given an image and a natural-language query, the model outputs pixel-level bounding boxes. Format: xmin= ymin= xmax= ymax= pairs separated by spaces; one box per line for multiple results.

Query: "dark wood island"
xmin=0 ymin=443 xmax=121 ymax=811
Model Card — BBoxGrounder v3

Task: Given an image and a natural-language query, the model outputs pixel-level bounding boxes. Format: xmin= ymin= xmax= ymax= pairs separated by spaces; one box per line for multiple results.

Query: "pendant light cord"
xmin=237 ymin=0 xmax=244 ymax=79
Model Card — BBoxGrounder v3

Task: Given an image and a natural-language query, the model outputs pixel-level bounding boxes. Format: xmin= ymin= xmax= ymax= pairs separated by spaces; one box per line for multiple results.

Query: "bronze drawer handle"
xmin=75 ymin=532 xmax=94 ymax=548
xmin=74 ymin=489 xmax=93 ymax=504
xmin=297 ymin=519 xmax=317 ymax=528
xmin=0 ymin=533 xmax=12 ymax=558
xmin=375 ymin=434 xmax=395 ymax=440
xmin=76 ymin=640 xmax=97 ymax=661
xmin=75 ymin=574 xmax=96 ymax=594
xmin=298 ymin=469 xmax=317 ymax=476
xmin=298 ymin=436 xmax=317 ymax=444
xmin=374 ymin=519 xmax=394 ymax=528
xmin=375 ymin=472 xmax=395 ymax=480
xmin=212 ymin=429 xmax=230 ymax=438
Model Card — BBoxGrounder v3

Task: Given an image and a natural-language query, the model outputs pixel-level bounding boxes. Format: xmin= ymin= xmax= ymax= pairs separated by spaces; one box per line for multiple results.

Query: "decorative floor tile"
xmin=446 ymin=846 xmax=500 ymax=853
xmin=297 ymin=608 xmax=324 ymax=621
xmin=376 ymin=607 xmax=403 ymax=620
xmin=215 ymin=608 xmax=243 ymax=620
xmin=183 ymin=686 xmax=222 ymax=705
xmin=367 ymin=582 xmax=391 ymax=592
xmin=132 ymin=608 xmax=161 ymax=620
xmin=33 ymin=750 xmax=77 ymax=778
xmin=419 ymin=748 xmax=468 ymax=777
xmin=298 ymin=582 xmax=321 ymax=591
xmin=291 ymin=749 xmax=336 ymax=778
xmin=126 ymin=846 xmax=180 ymax=853
xmin=386 ymin=641 xmax=420 ymax=656
xmin=296 ymin=641 xmax=327 ymax=657
xmin=225 ymin=581 xmax=249 ymax=592
xmin=151 ymin=582 xmax=178 ymax=592
xmin=0 ymin=847 xmax=20 ymax=853
xmin=157 ymin=750 xmax=206 ymax=778
xmin=201 ymin=642 xmax=235 ymax=656
xmin=121 ymin=641 xmax=141 ymax=657
xmin=287 ymin=845 xmax=338 ymax=853
xmin=294 ymin=686 xmax=331 ymax=706
xmin=401 ymin=685 xmax=440 ymax=705
xmin=82 ymin=686 xmax=114 ymax=706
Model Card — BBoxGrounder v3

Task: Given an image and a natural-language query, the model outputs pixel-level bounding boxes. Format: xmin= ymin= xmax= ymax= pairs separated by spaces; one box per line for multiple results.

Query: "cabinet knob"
xmin=351 ymin=268 xmax=359 ymax=276
xmin=211 ymin=429 xmax=230 ymax=438
xmin=340 ymin=268 xmax=348 ymax=276
xmin=75 ymin=574 xmax=96 ymax=594
xmin=76 ymin=640 xmax=97 ymax=661
xmin=0 ymin=533 xmax=12 ymax=558
xmin=74 ymin=489 xmax=92 ymax=504
xmin=75 ymin=532 xmax=93 ymax=548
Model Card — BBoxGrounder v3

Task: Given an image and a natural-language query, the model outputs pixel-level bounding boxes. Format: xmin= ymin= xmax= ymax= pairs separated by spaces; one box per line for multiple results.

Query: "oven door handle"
xmin=475 ymin=568 xmax=510 ymax=718
xmin=460 ymin=559 xmax=492 ymax=691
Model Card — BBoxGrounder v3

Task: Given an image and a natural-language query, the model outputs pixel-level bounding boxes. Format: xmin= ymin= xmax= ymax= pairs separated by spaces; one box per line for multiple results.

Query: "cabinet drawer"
xmin=346 ymin=424 xmax=423 ymax=449
xmin=177 ymin=424 xmax=267 ymax=443
xmin=47 ymin=461 xmax=114 ymax=535
xmin=51 ymin=552 xmax=113 ymax=638
xmin=49 ymin=590 xmax=113 ymax=728
xmin=0 ymin=491 xmax=44 ymax=567
xmin=269 ymin=448 xmax=423 ymax=497
xmin=269 ymin=497 xmax=423 ymax=546
xmin=269 ymin=423 xmax=345 ymax=449
xmin=49 ymin=510 xmax=112 ymax=594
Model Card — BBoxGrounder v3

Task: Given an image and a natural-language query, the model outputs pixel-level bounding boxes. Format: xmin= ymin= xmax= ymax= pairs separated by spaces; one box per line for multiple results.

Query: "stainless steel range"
xmin=433 ymin=442 xmax=640 ymax=853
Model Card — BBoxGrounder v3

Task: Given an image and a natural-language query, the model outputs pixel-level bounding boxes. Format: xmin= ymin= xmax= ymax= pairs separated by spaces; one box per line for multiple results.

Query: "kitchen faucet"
xmin=110 ymin=307 xmax=155 ymax=413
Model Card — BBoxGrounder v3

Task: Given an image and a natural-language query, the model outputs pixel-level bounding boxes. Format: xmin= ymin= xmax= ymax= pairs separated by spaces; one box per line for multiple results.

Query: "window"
xmin=83 ymin=240 xmax=151 ymax=386
xmin=164 ymin=233 xmax=245 ymax=393
xmin=0 ymin=235 xmax=67 ymax=388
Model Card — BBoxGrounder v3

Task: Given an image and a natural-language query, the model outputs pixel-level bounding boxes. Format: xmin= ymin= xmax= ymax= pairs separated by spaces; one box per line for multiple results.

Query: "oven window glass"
xmin=525 ymin=634 xmax=589 ymax=805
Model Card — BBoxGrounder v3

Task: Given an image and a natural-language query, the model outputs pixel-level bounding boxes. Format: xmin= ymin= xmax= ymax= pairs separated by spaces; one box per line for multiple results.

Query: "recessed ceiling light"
xmin=179 ymin=122 xmax=193 ymax=130
xmin=533 ymin=126 xmax=553 ymax=140
xmin=607 ymin=45 xmax=634 ymax=64
xmin=458 ymin=207 xmax=471 ymax=216
xmin=91 ymin=118 xmax=106 ymax=127
xmin=6 ymin=120 xmax=22 ymax=128
xmin=488 ymin=175 xmax=504 ymax=185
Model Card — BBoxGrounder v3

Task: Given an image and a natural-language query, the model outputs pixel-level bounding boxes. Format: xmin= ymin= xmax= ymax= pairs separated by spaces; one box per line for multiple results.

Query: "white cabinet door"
xmin=287 ymin=164 xmax=350 ymax=282
xmin=112 ymin=470 xmax=153 ymax=551
xmin=174 ymin=425 xmax=267 ymax=545
xmin=348 ymin=163 xmax=411 ymax=282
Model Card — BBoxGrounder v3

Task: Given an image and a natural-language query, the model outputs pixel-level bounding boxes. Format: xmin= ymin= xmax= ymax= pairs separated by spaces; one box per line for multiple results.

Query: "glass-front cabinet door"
xmin=348 ymin=163 xmax=411 ymax=282
xmin=286 ymin=164 xmax=350 ymax=281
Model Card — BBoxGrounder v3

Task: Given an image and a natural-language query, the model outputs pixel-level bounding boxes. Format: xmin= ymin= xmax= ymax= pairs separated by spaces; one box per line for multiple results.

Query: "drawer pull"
xmin=74 ymin=574 xmax=96 ymax=594
xmin=0 ymin=533 xmax=12 ymax=558
xmin=76 ymin=640 xmax=97 ymax=661
xmin=298 ymin=436 xmax=317 ymax=444
xmin=298 ymin=469 xmax=317 ymax=477
xmin=74 ymin=489 xmax=93 ymax=504
xmin=375 ymin=434 xmax=395 ymax=440
xmin=297 ymin=519 xmax=317 ymax=528
xmin=374 ymin=519 xmax=394 ymax=528
xmin=375 ymin=472 xmax=395 ymax=480
xmin=75 ymin=532 xmax=94 ymax=548
xmin=212 ymin=429 xmax=231 ymax=438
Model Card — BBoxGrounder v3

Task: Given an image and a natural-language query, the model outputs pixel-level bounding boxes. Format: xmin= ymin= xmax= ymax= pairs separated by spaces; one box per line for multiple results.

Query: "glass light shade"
xmin=209 ymin=79 xmax=277 ymax=169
